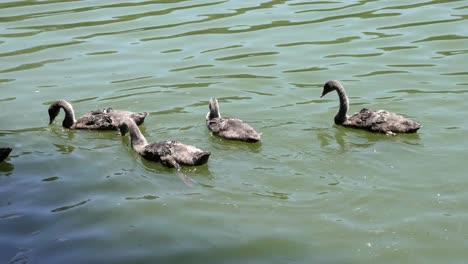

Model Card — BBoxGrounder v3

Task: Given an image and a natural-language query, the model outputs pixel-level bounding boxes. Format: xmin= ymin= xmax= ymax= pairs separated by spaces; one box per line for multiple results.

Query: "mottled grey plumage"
xmin=119 ymin=119 xmax=210 ymax=170
xmin=206 ymin=98 xmax=261 ymax=142
xmin=48 ymin=100 xmax=148 ymax=130
xmin=0 ymin=147 xmax=12 ymax=162
xmin=321 ymin=80 xmax=421 ymax=135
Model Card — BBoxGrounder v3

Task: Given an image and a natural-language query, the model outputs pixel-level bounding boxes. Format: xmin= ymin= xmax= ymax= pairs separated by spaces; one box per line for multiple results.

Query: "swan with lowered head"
xmin=0 ymin=147 xmax=12 ymax=162
xmin=206 ymin=98 xmax=261 ymax=142
xmin=48 ymin=100 xmax=148 ymax=130
xmin=119 ymin=118 xmax=210 ymax=184
xmin=321 ymin=80 xmax=421 ymax=135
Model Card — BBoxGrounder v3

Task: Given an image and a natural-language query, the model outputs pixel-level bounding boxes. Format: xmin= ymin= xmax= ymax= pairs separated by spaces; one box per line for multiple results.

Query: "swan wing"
xmin=346 ymin=108 xmax=421 ymax=133
xmin=208 ymin=118 xmax=260 ymax=142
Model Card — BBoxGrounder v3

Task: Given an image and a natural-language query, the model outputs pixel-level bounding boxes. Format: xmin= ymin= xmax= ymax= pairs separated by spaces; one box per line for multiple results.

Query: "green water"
xmin=1 ymin=0 xmax=467 ymax=263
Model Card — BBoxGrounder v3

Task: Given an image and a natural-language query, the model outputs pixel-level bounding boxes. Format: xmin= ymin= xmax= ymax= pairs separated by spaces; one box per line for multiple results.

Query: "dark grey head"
xmin=48 ymin=100 xmax=76 ymax=128
xmin=131 ymin=112 xmax=148 ymax=126
xmin=48 ymin=103 xmax=61 ymax=125
xmin=321 ymin=80 xmax=343 ymax=98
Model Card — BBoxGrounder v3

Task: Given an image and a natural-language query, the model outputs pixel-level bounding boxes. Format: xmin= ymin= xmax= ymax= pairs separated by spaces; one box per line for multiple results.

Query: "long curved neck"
xmin=54 ymin=100 xmax=77 ymax=128
xmin=208 ymin=99 xmax=221 ymax=120
xmin=126 ymin=120 xmax=148 ymax=154
xmin=334 ymin=85 xmax=349 ymax=124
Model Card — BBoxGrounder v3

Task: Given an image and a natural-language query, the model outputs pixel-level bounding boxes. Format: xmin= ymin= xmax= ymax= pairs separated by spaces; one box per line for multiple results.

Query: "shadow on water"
xmin=314 ymin=125 xmax=422 ymax=153
xmin=207 ymin=132 xmax=262 ymax=154
xmin=140 ymin=155 xmax=214 ymax=185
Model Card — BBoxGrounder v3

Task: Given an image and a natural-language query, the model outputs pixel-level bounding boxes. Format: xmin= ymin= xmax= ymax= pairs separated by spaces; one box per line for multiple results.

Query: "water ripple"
xmin=379 ymin=15 xmax=466 ymax=30
xmin=0 ymin=58 xmax=69 ymax=73
xmin=277 ymin=36 xmax=360 ymax=47
xmin=412 ymin=34 xmax=468 ymax=43
xmin=51 ymin=199 xmax=91 ymax=213
xmin=2 ymin=0 xmax=468 ymax=263
xmin=0 ymin=40 xmax=82 ymax=57
xmin=215 ymin=51 xmax=278 ymax=61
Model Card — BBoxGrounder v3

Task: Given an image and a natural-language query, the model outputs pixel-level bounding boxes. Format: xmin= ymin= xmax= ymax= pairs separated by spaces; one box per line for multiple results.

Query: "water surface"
xmin=1 ymin=1 xmax=468 ymax=263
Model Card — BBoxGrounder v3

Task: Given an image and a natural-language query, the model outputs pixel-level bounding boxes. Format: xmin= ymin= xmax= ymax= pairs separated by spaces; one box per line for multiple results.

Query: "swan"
xmin=119 ymin=119 xmax=210 ymax=185
xmin=321 ymin=80 xmax=421 ymax=135
xmin=206 ymin=98 xmax=261 ymax=142
xmin=0 ymin=147 xmax=12 ymax=162
xmin=48 ymin=100 xmax=148 ymax=130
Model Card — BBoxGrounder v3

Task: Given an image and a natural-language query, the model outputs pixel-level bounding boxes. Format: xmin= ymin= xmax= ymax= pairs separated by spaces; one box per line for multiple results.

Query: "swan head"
xmin=48 ymin=100 xmax=76 ymax=128
xmin=48 ymin=103 xmax=61 ymax=125
xmin=321 ymin=80 xmax=343 ymax=98
xmin=131 ymin=112 xmax=149 ymax=126
xmin=207 ymin=98 xmax=221 ymax=120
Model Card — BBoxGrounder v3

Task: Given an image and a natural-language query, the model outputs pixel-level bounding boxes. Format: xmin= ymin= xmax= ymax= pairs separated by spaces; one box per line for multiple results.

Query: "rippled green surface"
xmin=1 ymin=1 xmax=468 ymax=263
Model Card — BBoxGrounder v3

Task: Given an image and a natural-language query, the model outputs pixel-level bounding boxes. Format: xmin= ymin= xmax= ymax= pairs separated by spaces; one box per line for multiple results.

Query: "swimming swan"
xmin=206 ymin=98 xmax=261 ymax=142
xmin=321 ymin=80 xmax=421 ymax=135
xmin=48 ymin=100 xmax=148 ymax=130
xmin=119 ymin=119 xmax=210 ymax=185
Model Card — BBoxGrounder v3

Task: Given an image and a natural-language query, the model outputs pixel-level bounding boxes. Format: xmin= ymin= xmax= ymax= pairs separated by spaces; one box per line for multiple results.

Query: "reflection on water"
xmin=0 ymin=161 xmax=14 ymax=175
xmin=53 ymin=143 xmax=75 ymax=154
xmin=315 ymin=126 xmax=422 ymax=153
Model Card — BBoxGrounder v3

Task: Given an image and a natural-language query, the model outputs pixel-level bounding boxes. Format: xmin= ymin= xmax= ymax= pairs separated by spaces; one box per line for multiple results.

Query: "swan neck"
xmin=57 ymin=100 xmax=77 ymax=128
xmin=126 ymin=120 xmax=148 ymax=152
xmin=335 ymin=85 xmax=349 ymax=124
xmin=208 ymin=100 xmax=221 ymax=119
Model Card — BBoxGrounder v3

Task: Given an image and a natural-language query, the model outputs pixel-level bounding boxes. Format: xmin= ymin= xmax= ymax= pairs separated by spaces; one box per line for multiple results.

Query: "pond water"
xmin=1 ymin=1 xmax=467 ymax=263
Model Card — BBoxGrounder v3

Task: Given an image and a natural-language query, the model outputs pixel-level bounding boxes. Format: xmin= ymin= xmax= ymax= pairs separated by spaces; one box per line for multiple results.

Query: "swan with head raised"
xmin=206 ymin=98 xmax=261 ymax=142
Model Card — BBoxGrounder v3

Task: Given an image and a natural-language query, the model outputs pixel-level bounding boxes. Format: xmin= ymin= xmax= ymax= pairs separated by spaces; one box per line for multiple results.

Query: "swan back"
xmin=345 ymin=108 xmax=421 ymax=133
xmin=144 ymin=141 xmax=210 ymax=166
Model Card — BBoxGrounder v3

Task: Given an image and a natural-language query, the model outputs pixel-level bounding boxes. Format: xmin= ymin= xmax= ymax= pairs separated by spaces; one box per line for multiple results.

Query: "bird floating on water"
xmin=119 ymin=119 xmax=210 ymax=185
xmin=206 ymin=98 xmax=261 ymax=142
xmin=48 ymin=100 xmax=148 ymax=130
xmin=321 ymin=80 xmax=421 ymax=135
